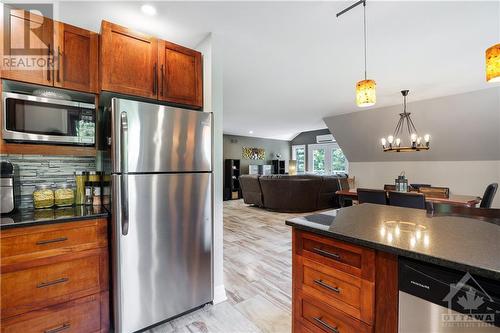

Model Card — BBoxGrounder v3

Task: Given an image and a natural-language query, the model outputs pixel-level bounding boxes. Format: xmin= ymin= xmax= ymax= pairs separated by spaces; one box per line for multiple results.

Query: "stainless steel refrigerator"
xmin=108 ymin=98 xmax=213 ymax=333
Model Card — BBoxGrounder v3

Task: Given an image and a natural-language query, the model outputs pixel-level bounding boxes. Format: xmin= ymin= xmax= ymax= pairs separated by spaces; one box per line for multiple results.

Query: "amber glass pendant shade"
xmin=486 ymin=43 xmax=500 ymax=83
xmin=356 ymin=79 xmax=376 ymax=107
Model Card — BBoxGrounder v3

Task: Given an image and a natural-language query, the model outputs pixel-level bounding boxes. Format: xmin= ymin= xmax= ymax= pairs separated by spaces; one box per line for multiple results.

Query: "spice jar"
xmin=89 ymin=171 xmax=101 ymax=182
xmin=102 ymin=181 xmax=111 ymax=205
xmin=93 ymin=181 xmax=101 ymax=206
xmin=33 ymin=184 xmax=54 ymax=209
xmin=54 ymin=183 xmax=75 ymax=207
xmin=85 ymin=181 xmax=93 ymax=206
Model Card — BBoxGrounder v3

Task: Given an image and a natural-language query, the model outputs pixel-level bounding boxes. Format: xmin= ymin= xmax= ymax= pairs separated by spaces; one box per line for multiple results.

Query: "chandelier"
xmin=381 ymin=90 xmax=430 ymax=152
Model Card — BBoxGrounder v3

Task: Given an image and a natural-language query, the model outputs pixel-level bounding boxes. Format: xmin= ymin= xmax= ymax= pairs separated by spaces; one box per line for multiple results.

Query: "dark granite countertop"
xmin=286 ymin=203 xmax=500 ymax=281
xmin=1 ymin=205 xmax=109 ymax=229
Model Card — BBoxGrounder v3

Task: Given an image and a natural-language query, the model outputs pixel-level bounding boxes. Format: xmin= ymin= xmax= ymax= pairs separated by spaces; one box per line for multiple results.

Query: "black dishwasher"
xmin=399 ymin=257 xmax=500 ymax=332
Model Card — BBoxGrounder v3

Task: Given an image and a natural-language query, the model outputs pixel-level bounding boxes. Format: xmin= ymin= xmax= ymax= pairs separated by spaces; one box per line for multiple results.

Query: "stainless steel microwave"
xmin=2 ymin=92 xmax=96 ymax=146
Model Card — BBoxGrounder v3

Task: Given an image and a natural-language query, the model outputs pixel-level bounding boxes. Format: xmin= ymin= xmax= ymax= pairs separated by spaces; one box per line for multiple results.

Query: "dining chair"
xmin=388 ymin=191 xmax=426 ymax=209
xmin=357 ymin=188 xmax=387 ymax=205
xmin=384 ymin=184 xmax=396 ymax=191
xmin=480 ymin=183 xmax=498 ymax=208
xmin=410 ymin=184 xmax=431 ymax=190
xmin=418 ymin=186 xmax=450 ymax=198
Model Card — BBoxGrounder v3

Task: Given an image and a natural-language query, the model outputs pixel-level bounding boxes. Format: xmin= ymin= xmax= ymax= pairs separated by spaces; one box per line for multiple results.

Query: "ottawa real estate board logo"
xmin=2 ymin=3 xmax=55 ymax=72
xmin=441 ymin=272 xmax=499 ymax=329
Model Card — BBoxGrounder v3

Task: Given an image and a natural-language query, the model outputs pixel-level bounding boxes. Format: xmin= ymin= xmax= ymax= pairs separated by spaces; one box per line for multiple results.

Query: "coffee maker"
xmin=1 ymin=161 xmax=20 ymax=214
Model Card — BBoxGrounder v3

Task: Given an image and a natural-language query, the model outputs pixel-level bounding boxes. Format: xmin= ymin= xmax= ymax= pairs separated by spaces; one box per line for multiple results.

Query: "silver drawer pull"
xmin=36 ymin=277 xmax=69 ymax=288
xmin=314 ymin=317 xmax=339 ymax=333
xmin=36 ymin=237 xmax=68 ymax=245
xmin=314 ymin=279 xmax=340 ymax=293
xmin=313 ymin=247 xmax=341 ymax=260
xmin=44 ymin=322 xmax=70 ymax=333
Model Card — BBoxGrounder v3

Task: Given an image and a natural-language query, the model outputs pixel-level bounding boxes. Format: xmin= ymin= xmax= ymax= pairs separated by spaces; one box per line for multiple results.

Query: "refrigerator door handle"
xmin=120 ymin=112 xmax=129 ymax=235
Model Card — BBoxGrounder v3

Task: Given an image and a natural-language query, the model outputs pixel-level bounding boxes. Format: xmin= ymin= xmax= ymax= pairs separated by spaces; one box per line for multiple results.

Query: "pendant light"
xmin=486 ymin=43 xmax=500 ymax=83
xmin=356 ymin=2 xmax=376 ymax=107
xmin=337 ymin=0 xmax=376 ymax=107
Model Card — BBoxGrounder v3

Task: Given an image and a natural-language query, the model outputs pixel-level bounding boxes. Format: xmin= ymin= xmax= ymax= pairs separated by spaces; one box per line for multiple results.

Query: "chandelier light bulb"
xmin=417 ymin=137 xmax=422 ymax=145
xmin=388 ymin=135 xmax=394 ymax=144
xmin=381 ymin=138 xmax=387 ymax=146
xmin=411 ymin=133 xmax=417 ymax=143
xmin=424 ymin=134 xmax=430 ymax=142
xmin=395 ymin=138 xmax=401 ymax=146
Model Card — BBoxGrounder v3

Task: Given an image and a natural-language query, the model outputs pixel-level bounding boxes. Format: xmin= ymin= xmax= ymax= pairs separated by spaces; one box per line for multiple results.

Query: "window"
xmin=312 ymin=148 xmax=325 ymax=174
xmin=307 ymin=143 xmax=348 ymax=174
xmin=292 ymin=145 xmax=306 ymax=173
xmin=331 ymin=147 xmax=347 ymax=173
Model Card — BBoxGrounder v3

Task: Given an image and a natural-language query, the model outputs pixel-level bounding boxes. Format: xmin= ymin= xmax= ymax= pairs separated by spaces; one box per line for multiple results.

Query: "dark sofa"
xmin=239 ymin=174 xmax=348 ymax=213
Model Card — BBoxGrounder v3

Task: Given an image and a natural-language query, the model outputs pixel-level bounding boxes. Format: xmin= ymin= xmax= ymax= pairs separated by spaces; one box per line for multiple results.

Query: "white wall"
xmin=196 ymin=33 xmax=227 ymax=304
xmin=349 ymin=161 xmax=500 ymax=208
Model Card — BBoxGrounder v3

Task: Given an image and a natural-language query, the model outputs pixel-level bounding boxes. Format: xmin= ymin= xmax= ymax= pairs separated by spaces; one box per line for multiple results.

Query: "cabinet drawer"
xmin=296 ymin=231 xmax=375 ymax=281
xmin=1 ymin=255 xmax=100 ymax=318
xmin=1 ymin=225 xmax=98 ymax=259
xmin=1 ymin=294 xmax=101 ymax=333
xmin=297 ymin=294 xmax=372 ymax=333
xmin=300 ymin=258 xmax=374 ymax=324
xmin=1 ymin=219 xmax=107 ymax=268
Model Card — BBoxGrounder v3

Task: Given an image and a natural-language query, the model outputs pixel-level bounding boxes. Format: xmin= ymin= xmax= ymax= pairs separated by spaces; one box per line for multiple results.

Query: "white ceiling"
xmin=54 ymin=1 xmax=500 ymax=140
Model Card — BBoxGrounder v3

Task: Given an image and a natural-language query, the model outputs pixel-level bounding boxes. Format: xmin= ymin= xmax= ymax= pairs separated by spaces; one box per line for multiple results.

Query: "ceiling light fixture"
xmin=486 ymin=43 xmax=500 ymax=83
xmin=337 ymin=0 xmax=376 ymax=107
xmin=381 ymin=90 xmax=430 ymax=152
xmin=141 ymin=4 xmax=157 ymax=16
xmin=249 ymin=130 xmax=254 ymax=134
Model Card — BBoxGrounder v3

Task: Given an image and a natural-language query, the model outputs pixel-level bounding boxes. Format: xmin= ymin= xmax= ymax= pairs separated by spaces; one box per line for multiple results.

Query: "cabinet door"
xmin=100 ymin=21 xmax=158 ymax=99
xmin=158 ymin=40 xmax=203 ymax=109
xmin=1 ymin=7 xmax=54 ymax=85
xmin=54 ymin=22 xmax=98 ymax=93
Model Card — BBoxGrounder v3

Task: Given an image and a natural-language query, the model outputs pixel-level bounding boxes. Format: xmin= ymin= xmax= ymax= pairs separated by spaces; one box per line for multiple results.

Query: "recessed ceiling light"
xmin=249 ymin=130 xmax=254 ymax=134
xmin=141 ymin=4 xmax=157 ymax=16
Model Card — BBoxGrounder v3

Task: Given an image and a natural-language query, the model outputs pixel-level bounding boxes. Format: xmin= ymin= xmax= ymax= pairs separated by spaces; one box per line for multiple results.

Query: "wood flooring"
xmin=148 ymin=199 xmax=315 ymax=333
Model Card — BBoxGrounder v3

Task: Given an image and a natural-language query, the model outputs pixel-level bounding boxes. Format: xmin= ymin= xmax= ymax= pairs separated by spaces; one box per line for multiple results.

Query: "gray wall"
xmin=290 ymin=128 xmax=332 ymax=170
xmin=324 ymin=87 xmax=500 ymax=162
xmin=223 ymin=134 xmax=290 ymax=174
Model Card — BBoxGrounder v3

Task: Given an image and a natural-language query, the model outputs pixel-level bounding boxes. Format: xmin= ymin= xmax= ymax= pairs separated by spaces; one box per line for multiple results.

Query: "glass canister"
xmin=75 ymin=171 xmax=89 ymax=205
xmin=55 ymin=183 xmax=75 ymax=207
xmin=33 ymin=184 xmax=54 ymax=209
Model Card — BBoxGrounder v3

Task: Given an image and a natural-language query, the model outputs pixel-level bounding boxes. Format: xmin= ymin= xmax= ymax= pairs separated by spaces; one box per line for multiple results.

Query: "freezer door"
xmin=112 ymin=173 xmax=213 ymax=333
xmin=111 ymin=98 xmax=212 ymax=173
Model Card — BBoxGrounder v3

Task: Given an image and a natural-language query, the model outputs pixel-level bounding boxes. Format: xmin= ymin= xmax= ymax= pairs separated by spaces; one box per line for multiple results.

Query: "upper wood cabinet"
xmin=54 ymin=22 xmax=99 ymax=93
xmin=1 ymin=8 xmax=53 ymax=85
xmin=158 ymin=40 xmax=203 ymax=109
xmin=1 ymin=6 xmax=98 ymax=93
xmin=100 ymin=21 xmax=158 ymax=99
xmin=100 ymin=21 xmax=203 ymax=109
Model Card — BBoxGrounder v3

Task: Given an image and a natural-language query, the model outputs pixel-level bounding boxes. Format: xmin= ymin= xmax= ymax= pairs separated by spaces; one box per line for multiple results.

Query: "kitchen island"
xmin=286 ymin=203 xmax=500 ymax=333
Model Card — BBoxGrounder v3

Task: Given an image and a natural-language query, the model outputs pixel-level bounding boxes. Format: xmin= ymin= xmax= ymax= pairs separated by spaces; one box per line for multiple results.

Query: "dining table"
xmin=335 ymin=189 xmax=482 ymax=208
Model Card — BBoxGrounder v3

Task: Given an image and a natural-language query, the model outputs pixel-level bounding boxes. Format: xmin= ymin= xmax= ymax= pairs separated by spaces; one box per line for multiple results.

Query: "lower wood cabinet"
xmin=0 ymin=218 xmax=109 ymax=333
xmin=1 ymin=293 xmax=105 ymax=333
xmin=292 ymin=229 xmax=398 ymax=333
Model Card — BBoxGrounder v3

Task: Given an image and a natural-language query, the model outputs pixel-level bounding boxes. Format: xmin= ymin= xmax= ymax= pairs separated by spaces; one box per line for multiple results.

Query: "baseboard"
xmin=213 ymin=284 xmax=227 ymax=304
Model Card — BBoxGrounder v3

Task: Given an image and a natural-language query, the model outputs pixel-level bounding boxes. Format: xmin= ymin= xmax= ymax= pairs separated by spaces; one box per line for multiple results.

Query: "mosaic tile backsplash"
xmin=0 ymin=154 xmax=96 ymax=209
